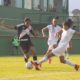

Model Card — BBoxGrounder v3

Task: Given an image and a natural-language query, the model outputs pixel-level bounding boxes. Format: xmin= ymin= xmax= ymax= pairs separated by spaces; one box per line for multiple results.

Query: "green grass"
xmin=0 ymin=55 xmax=80 ymax=80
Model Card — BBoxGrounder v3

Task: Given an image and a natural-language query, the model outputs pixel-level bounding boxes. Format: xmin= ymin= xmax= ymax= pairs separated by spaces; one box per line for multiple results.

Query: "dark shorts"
xmin=20 ymin=39 xmax=33 ymax=52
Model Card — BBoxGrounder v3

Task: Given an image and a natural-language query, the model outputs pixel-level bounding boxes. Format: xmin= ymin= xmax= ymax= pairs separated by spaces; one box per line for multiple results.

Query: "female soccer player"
xmin=42 ymin=18 xmax=61 ymax=63
xmin=15 ymin=18 xmax=39 ymax=70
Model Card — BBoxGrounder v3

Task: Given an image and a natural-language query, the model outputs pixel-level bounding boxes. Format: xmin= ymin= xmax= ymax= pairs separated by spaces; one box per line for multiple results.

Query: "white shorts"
xmin=52 ymin=45 xmax=67 ymax=57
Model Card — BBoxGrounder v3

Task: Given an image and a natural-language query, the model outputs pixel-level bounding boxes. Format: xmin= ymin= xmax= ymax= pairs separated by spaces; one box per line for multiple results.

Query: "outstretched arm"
xmin=42 ymin=27 xmax=48 ymax=37
xmin=30 ymin=29 xmax=38 ymax=37
xmin=56 ymin=29 xmax=63 ymax=38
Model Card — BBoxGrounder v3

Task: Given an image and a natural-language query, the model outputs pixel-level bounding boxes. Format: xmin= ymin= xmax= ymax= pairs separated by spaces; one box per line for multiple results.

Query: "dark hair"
xmin=63 ymin=21 xmax=71 ymax=28
xmin=66 ymin=18 xmax=73 ymax=26
xmin=55 ymin=16 xmax=59 ymax=19
xmin=24 ymin=17 xmax=31 ymax=22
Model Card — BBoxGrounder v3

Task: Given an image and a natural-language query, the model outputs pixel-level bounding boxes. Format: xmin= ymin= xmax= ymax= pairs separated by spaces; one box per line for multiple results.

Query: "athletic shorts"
xmin=48 ymin=40 xmax=57 ymax=46
xmin=52 ymin=44 xmax=67 ymax=57
xmin=20 ymin=39 xmax=33 ymax=52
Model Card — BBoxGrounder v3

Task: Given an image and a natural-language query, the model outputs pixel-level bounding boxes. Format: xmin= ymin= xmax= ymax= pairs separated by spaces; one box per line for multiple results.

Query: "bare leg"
xmin=19 ymin=46 xmax=29 ymax=63
xmin=59 ymin=56 xmax=80 ymax=71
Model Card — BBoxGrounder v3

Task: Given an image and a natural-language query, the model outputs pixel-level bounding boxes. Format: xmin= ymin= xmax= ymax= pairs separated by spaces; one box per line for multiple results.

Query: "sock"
xmin=65 ymin=60 xmax=76 ymax=67
xmin=38 ymin=56 xmax=48 ymax=64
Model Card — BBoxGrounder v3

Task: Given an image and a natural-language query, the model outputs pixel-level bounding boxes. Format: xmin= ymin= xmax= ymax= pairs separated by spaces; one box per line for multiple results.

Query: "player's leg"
xmin=19 ymin=47 xmax=29 ymax=62
xmin=32 ymin=48 xmax=54 ymax=70
xmin=30 ymin=46 xmax=41 ymax=70
xmin=51 ymin=45 xmax=80 ymax=71
xmin=25 ymin=39 xmax=40 ymax=70
xmin=20 ymin=41 xmax=30 ymax=63
xmin=47 ymin=44 xmax=57 ymax=64
xmin=33 ymin=44 xmax=55 ymax=65
xmin=29 ymin=46 xmax=38 ymax=62
xmin=33 ymin=45 xmax=58 ymax=69
xmin=59 ymin=56 xmax=80 ymax=71
xmin=23 ymin=51 xmax=30 ymax=62
xmin=47 ymin=46 xmax=53 ymax=64
xmin=20 ymin=46 xmax=30 ymax=63
xmin=38 ymin=45 xmax=65 ymax=65
xmin=35 ymin=49 xmax=54 ymax=66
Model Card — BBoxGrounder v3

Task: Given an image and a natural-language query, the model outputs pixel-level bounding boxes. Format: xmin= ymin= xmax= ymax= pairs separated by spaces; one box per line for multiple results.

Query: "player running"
xmin=15 ymin=18 xmax=39 ymax=70
xmin=42 ymin=17 xmax=61 ymax=63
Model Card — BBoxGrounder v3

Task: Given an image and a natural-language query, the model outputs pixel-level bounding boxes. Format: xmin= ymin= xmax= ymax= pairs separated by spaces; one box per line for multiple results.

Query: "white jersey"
xmin=47 ymin=24 xmax=61 ymax=46
xmin=52 ymin=28 xmax=76 ymax=56
xmin=59 ymin=28 xmax=75 ymax=47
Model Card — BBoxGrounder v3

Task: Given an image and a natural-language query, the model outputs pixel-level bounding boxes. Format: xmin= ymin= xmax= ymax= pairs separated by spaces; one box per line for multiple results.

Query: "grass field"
xmin=0 ymin=55 xmax=80 ymax=80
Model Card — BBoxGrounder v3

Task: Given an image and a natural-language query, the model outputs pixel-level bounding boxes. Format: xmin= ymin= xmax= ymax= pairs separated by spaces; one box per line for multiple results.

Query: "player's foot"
xmin=31 ymin=61 xmax=40 ymax=70
xmin=74 ymin=64 xmax=80 ymax=71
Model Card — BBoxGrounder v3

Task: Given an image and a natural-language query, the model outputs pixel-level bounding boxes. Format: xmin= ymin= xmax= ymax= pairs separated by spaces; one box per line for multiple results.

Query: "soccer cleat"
xmin=31 ymin=61 xmax=40 ymax=70
xmin=74 ymin=64 xmax=80 ymax=71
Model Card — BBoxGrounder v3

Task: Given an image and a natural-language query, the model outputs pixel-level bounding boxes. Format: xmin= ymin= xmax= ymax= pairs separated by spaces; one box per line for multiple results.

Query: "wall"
xmin=0 ymin=35 xmax=80 ymax=56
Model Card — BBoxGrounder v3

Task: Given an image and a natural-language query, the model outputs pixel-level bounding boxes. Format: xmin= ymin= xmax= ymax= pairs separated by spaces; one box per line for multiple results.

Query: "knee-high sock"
xmin=65 ymin=60 xmax=76 ymax=67
xmin=38 ymin=56 xmax=48 ymax=64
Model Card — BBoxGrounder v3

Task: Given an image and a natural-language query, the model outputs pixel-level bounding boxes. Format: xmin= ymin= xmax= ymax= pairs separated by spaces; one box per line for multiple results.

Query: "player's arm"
xmin=56 ymin=29 xmax=63 ymax=38
xmin=30 ymin=29 xmax=38 ymax=37
xmin=42 ymin=27 xmax=48 ymax=37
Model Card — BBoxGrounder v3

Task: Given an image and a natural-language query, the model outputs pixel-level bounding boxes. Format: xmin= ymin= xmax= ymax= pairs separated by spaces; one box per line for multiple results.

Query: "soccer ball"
xmin=26 ymin=61 xmax=33 ymax=69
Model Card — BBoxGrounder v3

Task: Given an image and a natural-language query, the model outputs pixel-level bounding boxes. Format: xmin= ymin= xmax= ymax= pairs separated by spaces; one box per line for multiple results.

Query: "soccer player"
xmin=33 ymin=21 xmax=80 ymax=71
xmin=15 ymin=18 xmax=39 ymax=70
xmin=42 ymin=18 xmax=61 ymax=63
